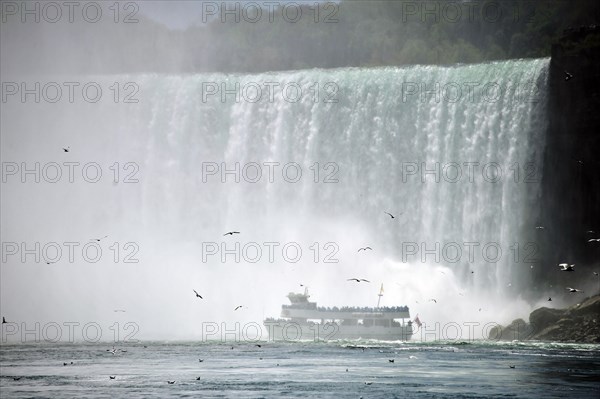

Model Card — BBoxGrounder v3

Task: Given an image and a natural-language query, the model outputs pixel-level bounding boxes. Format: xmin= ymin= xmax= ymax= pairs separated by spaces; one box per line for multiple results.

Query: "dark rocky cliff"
xmin=489 ymin=295 xmax=600 ymax=343
xmin=536 ymin=26 xmax=600 ymax=295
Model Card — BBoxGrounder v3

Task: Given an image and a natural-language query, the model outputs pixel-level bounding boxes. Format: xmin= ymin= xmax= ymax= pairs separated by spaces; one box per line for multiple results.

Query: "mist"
xmin=1 ymin=1 xmax=598 ymax=343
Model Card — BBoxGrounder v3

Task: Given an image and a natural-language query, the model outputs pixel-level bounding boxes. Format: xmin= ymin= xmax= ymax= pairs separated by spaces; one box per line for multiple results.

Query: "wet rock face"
xmin=529 ymin=307 xmax=563 ymax=328
xmin=538 ymin=26 xmax=600 ymax=291
xmin=490 ymin=295 xmax=600 ymax=343
xmin=489 ymin=318 xmax=534 ymax=341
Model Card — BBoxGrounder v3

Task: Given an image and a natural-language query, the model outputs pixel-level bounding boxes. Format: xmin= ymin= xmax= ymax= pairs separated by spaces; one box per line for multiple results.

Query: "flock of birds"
xmin=538 ymin=228 xmax=599 ymax=300
xmin=191 ymin=211 xmax=402 ymax=303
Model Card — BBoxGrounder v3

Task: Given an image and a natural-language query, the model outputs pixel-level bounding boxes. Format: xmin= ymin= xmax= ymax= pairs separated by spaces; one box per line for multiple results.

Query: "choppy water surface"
xmin=1 ymin=340 xmax=598 ymax=398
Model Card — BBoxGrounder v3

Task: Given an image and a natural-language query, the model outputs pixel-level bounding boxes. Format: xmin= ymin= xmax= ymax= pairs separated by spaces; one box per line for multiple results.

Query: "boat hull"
xmin=264 ymin=320 xmax=413 ymax=341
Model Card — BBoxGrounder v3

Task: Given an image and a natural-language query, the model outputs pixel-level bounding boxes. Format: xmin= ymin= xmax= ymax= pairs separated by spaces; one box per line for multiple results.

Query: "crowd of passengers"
xmin=283 ymin=305 xmax=408 ymax=312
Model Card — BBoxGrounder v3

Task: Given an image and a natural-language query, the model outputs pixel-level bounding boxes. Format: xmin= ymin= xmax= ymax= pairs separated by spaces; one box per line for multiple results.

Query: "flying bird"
xmin=255 ymin=344 xmax=262 ymax=348
xmin=347 ymin=278 xmax=370 ymax=283
xmin=198 ymin=359 xmax=204 ymax=362
xmin=358 ymin=247 xmax=372 ymax=252
xmin=564 ymin=70 xmax=573 ymax=81
xmin=587 ymin=238 xmax=600 ymax=242
xmin=167 ymin=381 xmax=176 ymax=384
xmin=548 ymin=297 xmax=552 ymax=301
xmin=234 ymin=305 xmax=243 ymax=311
xmin=193 ymin=290 xmax=203 ymax=299
xmin=91 ymin=235 xmax=108 ymax=242
xmin=384 ymin=212 xmax=396 ymax=219
xmin=535 ymin=226 xmax=545 ymax=230
xmin=196 ymin=376 xmax=201 ymax=380
xmin=594 ymin=272 xmax=599 ymax=276
xmin=62 ymin=147 xmax=70 ymax=152
xmin=429 ymin=299 xmax=437 ymax=303
xmin=13 ymin=377 xmax=21 ymax=381
xmin=558 ymin=263 xmax=575 ymax=272
xmin=388 ymin=359 xmax=394 ymax=363
xmin=224 ymin=231 xmax=240 ymax=236
xmin=113 ymin=310 xmax=126 ymax=313
xmin=566 ymin=287 xmax=583 ymax=293
xmin=109 ymin=376 xmax=116 ymax=380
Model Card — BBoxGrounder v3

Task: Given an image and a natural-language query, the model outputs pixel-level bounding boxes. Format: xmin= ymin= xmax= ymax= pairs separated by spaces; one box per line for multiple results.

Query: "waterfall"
xmin=1 ymin=58 xmax=550 ymax=338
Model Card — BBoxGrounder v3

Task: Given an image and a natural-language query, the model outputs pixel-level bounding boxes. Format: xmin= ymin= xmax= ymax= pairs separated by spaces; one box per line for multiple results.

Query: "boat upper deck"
xmin=281 ymin=304 xmax=410 ymax=319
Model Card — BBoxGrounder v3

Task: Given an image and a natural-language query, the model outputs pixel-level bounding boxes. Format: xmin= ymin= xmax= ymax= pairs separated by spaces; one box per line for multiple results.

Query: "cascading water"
xmin=2 ymin=58 xmax=550 ymax=339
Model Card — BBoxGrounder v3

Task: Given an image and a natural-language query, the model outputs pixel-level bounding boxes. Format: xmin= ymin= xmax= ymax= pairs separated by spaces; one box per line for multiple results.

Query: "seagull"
xmin=255 ymin=344 xmax=262 ymax=348
xmin=347 ymin=278 xmax=370 ymax=283
xmin=587 ymin=238 xmax=600 ymax=242
xmin=234 ymin=305 xmax=243 ymax=311
xmin=388 ymin=359 xmax=394 ymax=363
xmin=564 ymin=70 xmax=573 ymax=81
xmin=535 ymin=226 xmax=545 ymax=230
xmin=365 ymin=381 xmax=373 ymax=385
xmin=62 ymin=147 xmax=70 ymax=152
xmin=45 ymin=261 xmax=55 ymax=265
xmin=509 ymin=365 xmax=515 ymax=369
xmin=429 ymin=299 xmax=437 ymax=303
xmin=167 ymin=381 xmax=175 ymax=384
xmin=196 ymin=377 xmax=201 ymax=380
xmin=559 ymin=263 xmax=575 ymax=272
xmin=109 ymin=376 xmax=116 ymax=379
xmin=594 ymin=272 xmax=599 ymax=276
xmin=586 ymin=230 xmax=596 ymax=234
xmin=193 ymin=290 xmax=203 ymax=299
xmin=358 ymin=247 xmax=372 ymax=252
xmin=384 ymin=211 xmax=396 ymax=219
xmin=91 ymin=235 xmax=108 ymax=242
xmin=224 ymin=231 xmax=240 ymax=236
xmin=113 ymin=310 xmax=126 ymax=313
xmin=566 ymin=287 xmax=584 ymax=293
xmin=13 ymin=377 xmax=21 ymax=381
xmin=198 ymin=359 xmax=204 ymax=362
xmin=548 ymin=297 xmax=552 ymax=301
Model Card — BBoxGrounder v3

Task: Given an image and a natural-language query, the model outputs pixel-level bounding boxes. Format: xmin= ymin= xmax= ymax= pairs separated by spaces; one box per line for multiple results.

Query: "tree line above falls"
xmin=3 ymin=0 xmax=600 ymax=74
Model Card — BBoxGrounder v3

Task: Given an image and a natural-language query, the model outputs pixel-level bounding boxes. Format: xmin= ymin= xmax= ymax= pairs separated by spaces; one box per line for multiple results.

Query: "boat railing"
xmin=282 ymin=304 xmax=409 ymax=313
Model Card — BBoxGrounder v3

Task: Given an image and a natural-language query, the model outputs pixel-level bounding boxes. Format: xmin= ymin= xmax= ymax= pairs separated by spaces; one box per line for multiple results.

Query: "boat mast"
xmin=376 ymin=283 xmax=383 ymax=308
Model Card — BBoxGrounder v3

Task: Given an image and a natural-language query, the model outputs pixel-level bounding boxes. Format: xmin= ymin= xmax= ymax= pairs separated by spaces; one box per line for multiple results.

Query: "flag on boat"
xmin=413 ymin=314 xmax=422 ymax=328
